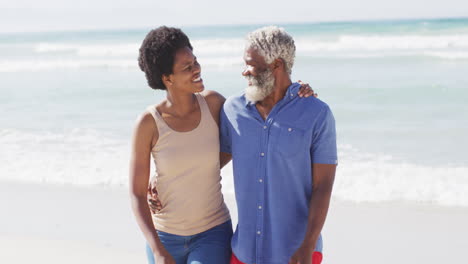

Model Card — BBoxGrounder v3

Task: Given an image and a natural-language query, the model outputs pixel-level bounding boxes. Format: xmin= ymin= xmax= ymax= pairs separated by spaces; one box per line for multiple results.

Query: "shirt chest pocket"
xmin=269 ymin=124 xmax=307 ymax=158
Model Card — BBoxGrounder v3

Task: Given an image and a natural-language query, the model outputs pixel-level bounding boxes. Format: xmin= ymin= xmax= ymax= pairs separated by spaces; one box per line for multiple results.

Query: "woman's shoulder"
xmin=200 ymin=90 xmax=225 ymax=108
xmin=200 ymin=90 xmax=225 ymax=125
xmin=134 ymin=109 xmax=159 ymax=139
xmin=135 ymin=109 xmax=156 ymax=127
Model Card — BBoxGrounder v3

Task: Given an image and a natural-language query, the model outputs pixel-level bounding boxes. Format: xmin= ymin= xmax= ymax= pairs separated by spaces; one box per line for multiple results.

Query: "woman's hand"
xmin=153 ymin=246 xmax=176 ymax=264
xmin=297 ymin=80 xmax=318 ymax=98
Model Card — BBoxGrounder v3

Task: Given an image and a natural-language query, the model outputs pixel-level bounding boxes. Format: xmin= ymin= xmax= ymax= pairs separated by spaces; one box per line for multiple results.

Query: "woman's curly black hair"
xmin=138 ymin=26 xmax=193 ymax=90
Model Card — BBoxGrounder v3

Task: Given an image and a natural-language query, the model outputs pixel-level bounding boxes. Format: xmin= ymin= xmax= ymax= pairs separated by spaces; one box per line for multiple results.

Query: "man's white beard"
xmin=245 ymin=69 xmax=275 ymax=103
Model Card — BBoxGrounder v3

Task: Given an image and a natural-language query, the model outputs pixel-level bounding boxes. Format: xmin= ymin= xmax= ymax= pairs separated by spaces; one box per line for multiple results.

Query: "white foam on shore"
xmin=1 ymin=129 xmax=467 ymax=207
xmin=0 ymin=128 xmax=129 ymax=186
xmin=334 ymin=144 xmax=468 ymax=207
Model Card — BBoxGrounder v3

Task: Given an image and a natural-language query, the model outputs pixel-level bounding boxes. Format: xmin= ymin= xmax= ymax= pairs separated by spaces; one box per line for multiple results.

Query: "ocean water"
xmin=1 ymin=18 xmax=467 ymax=207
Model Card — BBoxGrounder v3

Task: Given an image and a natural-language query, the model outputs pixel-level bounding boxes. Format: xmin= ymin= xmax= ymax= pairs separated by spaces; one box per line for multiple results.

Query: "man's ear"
xmin=273 ymin=58 xmax=285 ymax=71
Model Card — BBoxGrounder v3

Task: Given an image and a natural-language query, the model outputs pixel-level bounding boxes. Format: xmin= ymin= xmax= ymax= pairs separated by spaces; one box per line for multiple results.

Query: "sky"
xmin=0 ymin=0 xmax=467 ymax=33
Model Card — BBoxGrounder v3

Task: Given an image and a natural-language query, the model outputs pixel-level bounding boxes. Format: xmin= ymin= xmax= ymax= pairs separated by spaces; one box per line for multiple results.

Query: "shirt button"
xmin=259 ymin=179 xmax=263 ymax=183
xmin=257 ymin=231 xmax=261 ymax=235
xmin=288 ymin=128 xmax=292 ymax=132
xmin=290 ymin=93 xmax=294 ymax=97
xmin=263 ymin=125 xmax=267 ymax=129
xmin=258 ymin=205 xmax=262 ymax=209
xmin=260 ymin=152 xmax=265 ymax=157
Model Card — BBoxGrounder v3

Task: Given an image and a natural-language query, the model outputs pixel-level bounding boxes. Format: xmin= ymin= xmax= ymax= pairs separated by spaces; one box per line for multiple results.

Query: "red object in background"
xmin=230 ymin=252 xmax=323 ymax=264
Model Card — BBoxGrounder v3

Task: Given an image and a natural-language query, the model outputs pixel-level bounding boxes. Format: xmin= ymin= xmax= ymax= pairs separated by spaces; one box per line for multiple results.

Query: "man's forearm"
xmin=302 ymin=163 xmax=336 ymax=249
xmin=302 ymin=185 xmax=334 ymax=249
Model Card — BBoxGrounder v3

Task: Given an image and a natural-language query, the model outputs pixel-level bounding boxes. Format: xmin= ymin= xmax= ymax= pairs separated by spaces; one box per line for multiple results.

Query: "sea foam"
xmin=1 ymin=129 xmax=467 ymax=207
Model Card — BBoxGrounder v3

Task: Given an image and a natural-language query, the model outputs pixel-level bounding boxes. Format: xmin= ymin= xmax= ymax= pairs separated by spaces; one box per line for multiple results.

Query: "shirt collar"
xmin=244 ymin=82 xmax=300 ymax=107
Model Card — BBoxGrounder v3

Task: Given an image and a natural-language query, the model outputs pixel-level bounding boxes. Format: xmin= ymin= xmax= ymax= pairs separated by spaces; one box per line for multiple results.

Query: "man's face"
xmin=243 ymin=48 xmax=275 ymax=102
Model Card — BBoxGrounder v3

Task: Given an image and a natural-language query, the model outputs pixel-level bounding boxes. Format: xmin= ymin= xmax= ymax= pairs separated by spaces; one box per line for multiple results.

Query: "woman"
xmin=129 ymin=26 xmax=314 ymax=264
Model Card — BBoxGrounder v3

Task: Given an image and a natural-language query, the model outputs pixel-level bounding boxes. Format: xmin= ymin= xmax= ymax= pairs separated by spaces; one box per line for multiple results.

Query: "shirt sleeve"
xmin=219 ymin=105 xmax=232 ymax=154
xmin=310 ymin=104 xmax=338 ymax=164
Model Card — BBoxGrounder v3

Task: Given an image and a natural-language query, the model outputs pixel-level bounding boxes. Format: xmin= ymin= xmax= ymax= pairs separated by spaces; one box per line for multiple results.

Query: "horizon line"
xmin=1 ymin=15 xmax=467 ymax=35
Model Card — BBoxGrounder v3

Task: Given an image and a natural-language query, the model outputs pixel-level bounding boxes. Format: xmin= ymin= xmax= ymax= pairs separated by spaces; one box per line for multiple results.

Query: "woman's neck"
xmin=164 ymin=90 xmax=198 ymax=117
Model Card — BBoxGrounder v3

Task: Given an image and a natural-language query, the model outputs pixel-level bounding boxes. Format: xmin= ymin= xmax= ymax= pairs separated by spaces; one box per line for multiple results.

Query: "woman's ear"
xmin=162 ymin=74 xmax=173 ymax=87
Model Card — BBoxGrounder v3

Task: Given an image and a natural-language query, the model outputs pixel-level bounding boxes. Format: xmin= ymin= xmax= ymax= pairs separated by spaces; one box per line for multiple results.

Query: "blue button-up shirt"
xmin=220 ymin=83 xmax=337 ymax=264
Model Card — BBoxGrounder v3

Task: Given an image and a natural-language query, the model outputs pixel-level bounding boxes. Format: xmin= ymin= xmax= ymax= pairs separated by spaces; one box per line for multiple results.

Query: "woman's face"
xmin=167 ymin=46 xmax=204 ymax=93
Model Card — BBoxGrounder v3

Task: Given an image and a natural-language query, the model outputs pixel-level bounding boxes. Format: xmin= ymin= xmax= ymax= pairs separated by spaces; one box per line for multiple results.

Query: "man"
xmin=220 ymin=26 xmax=337 ymax=264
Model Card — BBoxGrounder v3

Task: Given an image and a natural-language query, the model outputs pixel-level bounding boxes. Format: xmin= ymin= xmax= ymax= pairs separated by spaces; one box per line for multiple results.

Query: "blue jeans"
xmin=146 ymin=220 xmax=233 ymax=264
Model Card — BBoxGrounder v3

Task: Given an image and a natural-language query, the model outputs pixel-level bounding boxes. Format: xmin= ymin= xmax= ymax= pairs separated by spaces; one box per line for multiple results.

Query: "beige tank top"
xmin=146 ymin=93 xmax=230 ymax=236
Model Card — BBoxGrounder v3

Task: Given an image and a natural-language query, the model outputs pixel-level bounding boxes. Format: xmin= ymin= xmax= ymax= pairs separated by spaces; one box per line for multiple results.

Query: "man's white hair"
xmin=245 ymin=26 xmax=296 ymax=75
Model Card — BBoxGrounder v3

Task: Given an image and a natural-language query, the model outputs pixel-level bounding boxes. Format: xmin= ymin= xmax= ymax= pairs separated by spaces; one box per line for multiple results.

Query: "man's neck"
xmin=256 ymin=77 xmax=292 ymax=119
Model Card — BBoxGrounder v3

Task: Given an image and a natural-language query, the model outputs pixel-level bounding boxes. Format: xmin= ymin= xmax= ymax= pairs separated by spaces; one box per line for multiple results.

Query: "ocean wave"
xmin=32 ymin=39 xmax=244 ymax=58
xmin=0 ymin=128 xmax=129 ymax=186
xmin=422 ymin=51 xmax=468 ymax=59
xmin=1 ymin=129 xmax=467 ymax=207
xmin=0 ymin=56 xmax=243 ymax=72
xmin=35 ymin=43 xmax=139 ymax=57
xmin=296 ymin=34 xmax=468 ymax=52
xmin=32 ymin=39 xmax=244 ymax=57
xmin=3 ymin=49 xmax=467 ymax=72
xmin=333 ymin=144 xmax=468 ymax=207
xmin=191 ymin=38 xmax=245 ymax=55
xmin=0 ymin=59 xmax=138 ymax=72
xmin=31 ymin=34 xmax=468 ymax=58
xmin=0 ymin=34 xmax=455 ymax=72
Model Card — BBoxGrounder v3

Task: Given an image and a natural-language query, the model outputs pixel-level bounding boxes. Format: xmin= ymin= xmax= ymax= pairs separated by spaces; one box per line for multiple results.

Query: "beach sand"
xmin=1 ymin=180 xmax=467 ymax=264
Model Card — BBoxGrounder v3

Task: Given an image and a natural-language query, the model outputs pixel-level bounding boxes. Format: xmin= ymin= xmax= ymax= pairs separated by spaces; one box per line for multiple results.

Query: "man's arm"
xmin=290 ymin=164 xmax=336 ymax=264
xmin=291 ymin=104 xmax=337 ymax=264
xmin=305 ymin=163 xmax=336 ymax=247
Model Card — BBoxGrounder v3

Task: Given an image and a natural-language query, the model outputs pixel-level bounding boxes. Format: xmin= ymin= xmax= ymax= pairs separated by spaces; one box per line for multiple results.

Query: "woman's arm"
xmin=129 ymin=112 xmax=174 ymax=264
